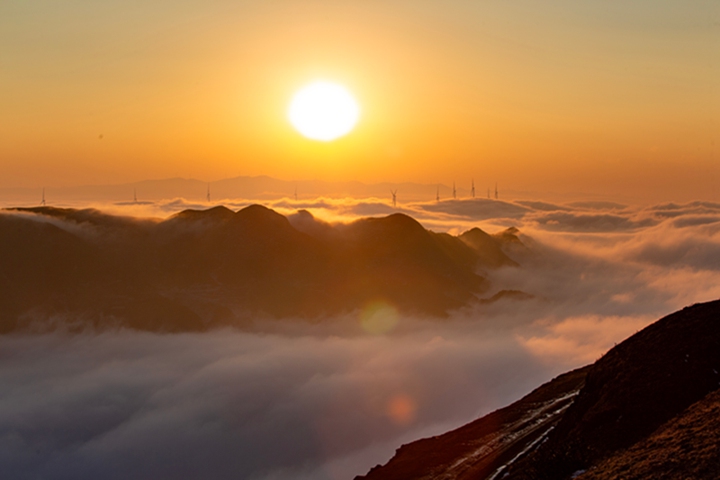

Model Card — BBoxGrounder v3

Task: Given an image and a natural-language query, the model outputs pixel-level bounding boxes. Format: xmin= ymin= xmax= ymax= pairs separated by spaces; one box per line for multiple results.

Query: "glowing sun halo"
xmin=288 ymin=81 xmax=360 ymax=141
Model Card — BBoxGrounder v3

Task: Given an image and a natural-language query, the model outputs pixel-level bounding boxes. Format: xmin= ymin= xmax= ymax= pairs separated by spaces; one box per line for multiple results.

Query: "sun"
xmin=288 ymin=81 xmax=360 ymax=142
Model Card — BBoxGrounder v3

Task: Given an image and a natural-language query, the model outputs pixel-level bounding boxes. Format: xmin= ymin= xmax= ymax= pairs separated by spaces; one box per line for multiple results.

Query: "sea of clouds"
xmin=2 ymin=196 xmax=720 ymax=479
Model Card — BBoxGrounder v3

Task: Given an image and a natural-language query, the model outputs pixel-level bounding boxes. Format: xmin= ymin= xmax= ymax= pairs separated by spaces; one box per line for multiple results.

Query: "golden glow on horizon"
xmin=288 ymin=81 xmax=360 ymax=141
xmin=0 ymin=2 xmax=717 ymax=201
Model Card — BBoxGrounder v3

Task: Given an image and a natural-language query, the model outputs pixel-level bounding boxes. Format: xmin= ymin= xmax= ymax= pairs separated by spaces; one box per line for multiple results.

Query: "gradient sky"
xmin=1 ymin=1 xmax=718 ymax=201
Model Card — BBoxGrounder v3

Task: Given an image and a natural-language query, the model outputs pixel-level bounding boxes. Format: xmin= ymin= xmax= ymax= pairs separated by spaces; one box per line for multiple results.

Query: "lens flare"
xmin=359 ymin=301 xmax=399 ymax=335
xmin=386 ymin=394 xmax=417 ymax=425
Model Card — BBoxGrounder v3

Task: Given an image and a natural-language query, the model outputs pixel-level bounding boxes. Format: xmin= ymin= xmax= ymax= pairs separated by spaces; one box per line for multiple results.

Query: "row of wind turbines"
xmin=36 ymin=180 xmax=499 ymax=207
xmin=391 ymin=180 xmax=499 ymax=208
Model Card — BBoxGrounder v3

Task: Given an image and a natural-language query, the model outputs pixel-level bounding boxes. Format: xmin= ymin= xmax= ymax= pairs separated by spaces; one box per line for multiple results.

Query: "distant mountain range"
xmin=0 ymin=205 xmax=520 ymax=332
xmin=0 ymin=176 xmax=483 ymax=205
xmin=355 ymin=299 xmax=720 ymax=480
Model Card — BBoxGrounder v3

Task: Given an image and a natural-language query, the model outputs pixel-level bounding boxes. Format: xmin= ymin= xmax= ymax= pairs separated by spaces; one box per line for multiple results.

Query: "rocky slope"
xmin=577 ymin=388 xmax=720 ymax=480
xmin=355 ymin=299 xmax=720 ymax=480
xmin=355 ymin=367 xmax=590 ymax=480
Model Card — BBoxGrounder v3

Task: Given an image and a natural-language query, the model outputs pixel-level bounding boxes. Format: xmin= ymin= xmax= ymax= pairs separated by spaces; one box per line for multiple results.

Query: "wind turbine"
xmin=133 ymin=188 xmax=137 ymax=203
xmin=294 ymin=186 xmax=298 ymax=201
xmin=41 ymin=187 xmax=46 ymax=206
xmin=471 ymin=179 xmax=475 ymax=198
xmin=391 ymin=189 xmax=397 ymax=208
xmin=206 ymin=184 xmax=211 ymax=203
xmin=436 ymin=185 xmax=440 ymax=203
xmin=495 ymin=182 xmax=498 ymax=200
xmin=453 ymin=182 xmax=457 ymax=199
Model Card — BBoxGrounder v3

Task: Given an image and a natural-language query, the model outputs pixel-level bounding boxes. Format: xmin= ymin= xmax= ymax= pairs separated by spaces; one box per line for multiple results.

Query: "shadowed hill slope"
xmin=505 ymin=298 xmax=720 ymax=480
xmin=0 ymin=211 xmax=204 ymax=333
xmin=333 ymin=214 xmax=489 ymax=315
xmin=355 ymin=299 xmax=720 ymax=480
xmin=576 ymin=388 xmax=720 ymax=480
xmin=355 ymin=367 xmax=590 ymax=480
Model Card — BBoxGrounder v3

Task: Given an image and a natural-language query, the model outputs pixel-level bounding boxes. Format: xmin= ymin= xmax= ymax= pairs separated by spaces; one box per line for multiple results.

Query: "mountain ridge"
xmin=0 ymin=205 xmax=520 ymax=332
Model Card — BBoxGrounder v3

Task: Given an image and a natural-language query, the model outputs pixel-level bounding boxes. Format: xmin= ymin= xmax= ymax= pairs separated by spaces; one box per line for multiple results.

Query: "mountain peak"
xmin=233 ymin=204 xmax=293 ymax=231
xmin=173 ymin=205 xmax=235 ymax=221
xmin=459 ymin=227 xmax=518 ymax=268
xmin=348 ymin=212 xmax=427 ymax=238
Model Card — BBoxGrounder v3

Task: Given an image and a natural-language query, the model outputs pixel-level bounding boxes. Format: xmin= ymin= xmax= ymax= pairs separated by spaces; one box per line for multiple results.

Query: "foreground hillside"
xmin=0 ymin=205 xmax=519 ymax=332
xmin=355 ymin=299 xmax=720 ymax=480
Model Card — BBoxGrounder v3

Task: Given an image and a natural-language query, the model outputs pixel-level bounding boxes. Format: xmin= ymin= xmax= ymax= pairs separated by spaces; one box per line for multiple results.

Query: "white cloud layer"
xmin=2 ymin=196 xmax=720 ymax=478
xmin=0 ymin=326 xmax=555 ymax=480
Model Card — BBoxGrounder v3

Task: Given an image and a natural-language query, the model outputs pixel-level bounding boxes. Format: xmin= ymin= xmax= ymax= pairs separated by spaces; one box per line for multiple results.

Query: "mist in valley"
xmin=2 ymin=197 xmax=720 ymax=479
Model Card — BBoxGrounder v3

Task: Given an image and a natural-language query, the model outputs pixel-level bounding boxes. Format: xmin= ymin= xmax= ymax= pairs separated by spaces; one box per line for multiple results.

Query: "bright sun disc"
xmin=288 ymin=81 xmax=360 ymax=141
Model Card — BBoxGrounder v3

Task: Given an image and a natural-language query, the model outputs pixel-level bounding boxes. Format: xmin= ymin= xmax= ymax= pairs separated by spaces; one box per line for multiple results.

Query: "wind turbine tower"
xmin=495 ymin=182 xmax=498 ymax=200
xmin=453 ymin=182 xmax=457 ymax=199
xmin=41 ymin=188 xmax=46 ymax=206
xmin=436 ymin=185 xmax=440 ymax=203
xmin=206 ymin=184 xmax=211 ymax=203
xmin=471 ymin=179 xmax=475 ymax=198
xmin=133 ymin=188 xmax=137 ymax=203
xmin=391 ymin=189 xmax=397 ymax=208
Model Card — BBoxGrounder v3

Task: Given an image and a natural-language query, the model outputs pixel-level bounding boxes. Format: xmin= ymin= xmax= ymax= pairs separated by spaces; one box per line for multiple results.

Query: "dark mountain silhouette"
xmin=0 ymin=210 xmax=205 ymax=333
xmin=0 ymin=205 xmax=520 ymax=332
xmin=459 ymin=227 xmax=518 ymax=268
xmin=507 ymin=298 xmax=720 ymax=480
xmin=355 ymin=299 xmax=720 ymax=480
xmin=578 ymin=388 xmax=720 ymax=479
xmin=334 ymin=214 xmax=488 ymax=315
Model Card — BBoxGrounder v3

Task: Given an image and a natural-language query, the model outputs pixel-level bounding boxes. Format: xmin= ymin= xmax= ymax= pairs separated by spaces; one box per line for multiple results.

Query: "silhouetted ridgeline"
xmin=0 ymin=205 xmax=520 ymax=332
xmin=355 ymin=299 xmax=720 ymax=480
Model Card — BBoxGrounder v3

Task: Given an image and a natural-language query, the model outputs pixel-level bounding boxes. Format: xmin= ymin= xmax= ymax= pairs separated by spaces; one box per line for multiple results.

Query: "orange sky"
xmin=1 ymin=1 xmax=718 ymax=202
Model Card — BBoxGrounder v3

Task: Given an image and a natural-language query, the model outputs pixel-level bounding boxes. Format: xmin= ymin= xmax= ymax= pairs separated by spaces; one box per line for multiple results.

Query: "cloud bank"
xmin=0 ymin=325 xmax=554 ymax=480
xmin=2 ymin=196 xmax=720 ymax=479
